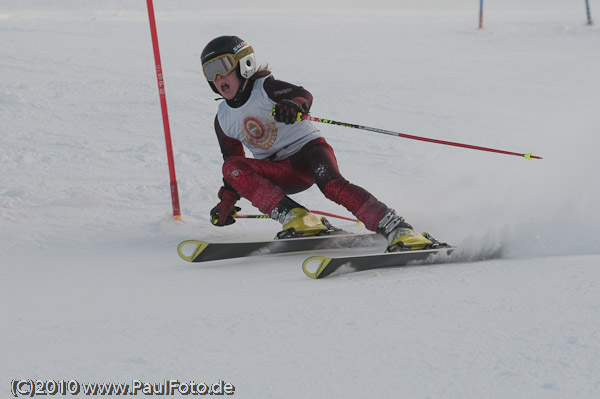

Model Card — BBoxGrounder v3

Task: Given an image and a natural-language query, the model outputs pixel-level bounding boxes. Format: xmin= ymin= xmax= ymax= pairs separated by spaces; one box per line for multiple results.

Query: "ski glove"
xmin=210 ymin=186 xmax=241 ymax=226
xmin=272 ymin=98 xmax=310 ymax=125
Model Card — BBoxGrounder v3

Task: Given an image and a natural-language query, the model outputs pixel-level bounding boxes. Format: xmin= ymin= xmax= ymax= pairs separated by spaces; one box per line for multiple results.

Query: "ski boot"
xmin=271 ymin=196 xmax=331 ymax=239
xmin=377 ymin=209 xmax=433 ymax=252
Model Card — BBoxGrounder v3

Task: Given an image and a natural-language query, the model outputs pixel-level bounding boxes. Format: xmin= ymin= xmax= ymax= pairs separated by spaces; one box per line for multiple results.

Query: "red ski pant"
xmin=221 ymin=138 xmax=389 ymax=231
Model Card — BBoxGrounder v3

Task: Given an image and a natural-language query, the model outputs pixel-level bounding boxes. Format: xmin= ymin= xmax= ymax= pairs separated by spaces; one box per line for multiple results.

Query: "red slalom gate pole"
xmin=146 ymin=0 xmax=182 ymax=220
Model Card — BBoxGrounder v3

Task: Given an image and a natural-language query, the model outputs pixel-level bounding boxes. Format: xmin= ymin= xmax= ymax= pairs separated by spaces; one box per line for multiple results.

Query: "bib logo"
xmin=241 ymin=115 xmax=277 ymax=150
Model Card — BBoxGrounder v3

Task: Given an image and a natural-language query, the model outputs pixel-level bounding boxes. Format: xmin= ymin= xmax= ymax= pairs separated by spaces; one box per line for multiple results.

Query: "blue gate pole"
xmin=585 ymin=0 xmax=593 ymax=25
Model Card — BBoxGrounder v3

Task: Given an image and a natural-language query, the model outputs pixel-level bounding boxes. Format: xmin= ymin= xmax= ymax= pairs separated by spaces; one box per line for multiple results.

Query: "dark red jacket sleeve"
xmin=214 ymin=115 xmax=244 ymax=160
xmin=263 ymin=76 xmax=313 ymax=110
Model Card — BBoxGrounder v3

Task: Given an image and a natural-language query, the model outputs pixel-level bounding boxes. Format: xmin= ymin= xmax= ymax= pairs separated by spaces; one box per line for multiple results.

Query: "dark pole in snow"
xmin=585 ymin=0 xmax=594 ymax=25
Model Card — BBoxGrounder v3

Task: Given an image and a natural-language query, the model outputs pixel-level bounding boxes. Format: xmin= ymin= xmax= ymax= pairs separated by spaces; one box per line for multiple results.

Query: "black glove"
xmin=210 ymin=187 xmax=241 ymax=226
xmin=272 ymin=98 xmax=310 ymax=125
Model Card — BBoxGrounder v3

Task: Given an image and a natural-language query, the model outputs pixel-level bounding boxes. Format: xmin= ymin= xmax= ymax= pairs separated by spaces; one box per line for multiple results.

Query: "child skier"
xmin=201 ymin=35 xmax=432 ymax=252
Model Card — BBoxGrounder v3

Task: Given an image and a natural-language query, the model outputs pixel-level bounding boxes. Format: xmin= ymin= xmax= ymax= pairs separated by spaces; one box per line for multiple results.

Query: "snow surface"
xmin=2 ymin=0 xmax=599 ymax=398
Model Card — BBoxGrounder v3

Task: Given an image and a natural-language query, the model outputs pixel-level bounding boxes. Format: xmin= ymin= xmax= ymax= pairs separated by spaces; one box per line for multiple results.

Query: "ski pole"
xmin=271 ymin=107 xmax=542 ymax=160
xmin=311 ymin=210 xmax=360 ymax=223
xmin=236 ymin=214 xmax=270 ymax=219
xmin=238 ymin=210 xmax=360 ymax=223
xmin=306 ymin=114 xmax=542 ymax=160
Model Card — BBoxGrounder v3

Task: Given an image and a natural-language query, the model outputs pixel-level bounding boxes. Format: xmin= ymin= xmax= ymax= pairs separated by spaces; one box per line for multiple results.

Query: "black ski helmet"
xmin=201 ymin=35 xmax=257 ymax=94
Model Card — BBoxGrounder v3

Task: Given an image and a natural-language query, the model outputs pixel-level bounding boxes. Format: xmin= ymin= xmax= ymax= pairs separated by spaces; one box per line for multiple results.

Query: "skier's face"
xmin=214 ymin=70 xmax=241 ymax=100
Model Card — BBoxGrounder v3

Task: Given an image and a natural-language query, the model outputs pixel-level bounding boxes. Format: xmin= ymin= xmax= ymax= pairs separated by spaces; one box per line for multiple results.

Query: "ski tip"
xmin=177 ymin=240 xmax=209 ymax=262
xmin=302 ymin=256 xmax=332 ymax=279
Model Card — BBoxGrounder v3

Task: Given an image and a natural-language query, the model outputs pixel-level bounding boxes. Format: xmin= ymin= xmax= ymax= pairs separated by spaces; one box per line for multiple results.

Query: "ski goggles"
xmin=202 ymin=54 xmax=237 ymax=82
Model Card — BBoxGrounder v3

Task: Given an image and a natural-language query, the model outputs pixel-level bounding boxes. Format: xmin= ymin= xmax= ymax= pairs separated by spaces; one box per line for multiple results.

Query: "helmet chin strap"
xmin=227 ymin=78 xmax=251 ymax=107
xmin=237 ymin=78 xmax=249 ymax=97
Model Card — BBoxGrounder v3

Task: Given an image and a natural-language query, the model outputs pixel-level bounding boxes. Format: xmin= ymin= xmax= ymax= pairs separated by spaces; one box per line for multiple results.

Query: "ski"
xmin=302 ymin=246 xmax=455 ymax=279
xmin=177 ymin=233 xmax=385 ymax=263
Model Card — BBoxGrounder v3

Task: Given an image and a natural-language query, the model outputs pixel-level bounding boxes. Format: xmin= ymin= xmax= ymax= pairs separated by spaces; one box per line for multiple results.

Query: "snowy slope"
xmin=2 ymin=1 xmax=599 ymax=398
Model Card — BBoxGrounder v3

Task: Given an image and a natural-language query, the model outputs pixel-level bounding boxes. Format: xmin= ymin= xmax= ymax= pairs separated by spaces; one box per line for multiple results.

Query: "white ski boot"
xmin=377 ymin=209 xmax=433 ymax=252
xmin=271 ymin=197 xmax=329 ymax=239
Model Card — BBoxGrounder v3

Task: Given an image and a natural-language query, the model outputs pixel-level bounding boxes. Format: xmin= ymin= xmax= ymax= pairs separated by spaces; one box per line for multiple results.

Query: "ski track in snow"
xmin=2 ymin=1 xmax=599 ymax=398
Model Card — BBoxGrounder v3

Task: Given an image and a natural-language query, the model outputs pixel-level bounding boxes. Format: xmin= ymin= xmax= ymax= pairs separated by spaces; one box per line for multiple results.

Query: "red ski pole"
xmin=146 ymin=0 xmax=182 ymax=221
xmin=303 ymin=114 xmax=542 ymax=160
xmin=272 ymin=107 xmax=542 ymax=161
xmin=235 ymin=214 xmax=270 ymax=219
xmin=237 ymin=210 xmax=360 ymax=223
xmin=309 ymin=209 xmax=360 ymax=223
